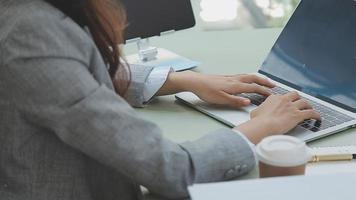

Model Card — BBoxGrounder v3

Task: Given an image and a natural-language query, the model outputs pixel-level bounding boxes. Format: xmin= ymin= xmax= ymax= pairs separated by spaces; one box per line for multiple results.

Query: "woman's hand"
xmin=157 ymin=71 xmax=275 ymax=108
xmin=187 ymin=73 xmax=276 ymax=108
xmin=235 ymin=92 xmax=321 ymax=144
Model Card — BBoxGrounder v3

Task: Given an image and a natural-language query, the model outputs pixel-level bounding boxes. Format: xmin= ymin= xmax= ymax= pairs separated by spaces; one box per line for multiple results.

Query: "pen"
xmin=309 ymin=154 xmax=356 ymax=162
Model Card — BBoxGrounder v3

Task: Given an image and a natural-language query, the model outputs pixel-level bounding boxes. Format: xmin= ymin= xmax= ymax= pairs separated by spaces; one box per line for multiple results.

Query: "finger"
xmin=284 ymin=91 xmax=301 ymax=102
xmin=239 ymin=74 xmax=276 ymax=88
xmin=220 ymin=92 xmax=251 ymax=108
xmin=300 ymin=109 xmax=322 ymax=121
xmin=238 ymin=83 xmax=272 ymax=96
xmin=294 ymin=99 xmax=312 ymax=110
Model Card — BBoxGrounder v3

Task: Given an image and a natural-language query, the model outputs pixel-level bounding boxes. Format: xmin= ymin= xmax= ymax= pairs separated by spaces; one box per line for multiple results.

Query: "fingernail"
xmin=244 ymin=99 xmax=251 ymax=105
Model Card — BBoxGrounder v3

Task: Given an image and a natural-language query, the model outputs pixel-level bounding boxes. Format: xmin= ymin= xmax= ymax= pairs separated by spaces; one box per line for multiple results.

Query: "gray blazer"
xmin=0 ymin=0 xmax=255 ymax=199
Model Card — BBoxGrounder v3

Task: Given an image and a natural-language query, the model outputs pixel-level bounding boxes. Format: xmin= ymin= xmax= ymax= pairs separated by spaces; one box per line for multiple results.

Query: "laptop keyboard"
xmin=240 ymin=86 xmax=355 ymax=132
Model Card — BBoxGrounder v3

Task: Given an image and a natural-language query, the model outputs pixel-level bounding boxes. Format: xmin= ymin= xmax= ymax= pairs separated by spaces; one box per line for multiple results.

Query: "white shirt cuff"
xmin=143 ymin=66 xmax=173 ymax=103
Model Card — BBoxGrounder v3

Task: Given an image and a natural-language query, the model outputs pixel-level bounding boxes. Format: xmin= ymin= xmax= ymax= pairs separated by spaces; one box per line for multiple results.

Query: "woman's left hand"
xmin=158 ymin=71 xmax=276 ymax=108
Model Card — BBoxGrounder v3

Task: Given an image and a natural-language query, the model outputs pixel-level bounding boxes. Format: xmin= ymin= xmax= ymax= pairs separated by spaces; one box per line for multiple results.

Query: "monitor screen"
xmin=120 ymin=0 xmax=196 ymax=41
xmin=259 ymin=0 xmax=356 ymax=112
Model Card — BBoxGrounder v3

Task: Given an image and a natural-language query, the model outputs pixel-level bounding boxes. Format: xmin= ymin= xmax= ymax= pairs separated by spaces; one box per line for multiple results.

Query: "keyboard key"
xmin=310 ymin=127 xmax=320 ymax=132
xmin=301 ymin=123 xmax=312 ymax=129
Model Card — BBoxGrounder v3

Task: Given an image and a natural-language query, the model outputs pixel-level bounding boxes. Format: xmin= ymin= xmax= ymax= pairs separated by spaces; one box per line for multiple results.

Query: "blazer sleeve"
xmin=1 ymin=12 xmax=255 ymax=199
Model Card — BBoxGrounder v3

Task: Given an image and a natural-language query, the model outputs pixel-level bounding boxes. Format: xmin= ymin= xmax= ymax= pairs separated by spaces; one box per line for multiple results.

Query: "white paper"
xmin=189 ymin=173 xmax=356 ymax=200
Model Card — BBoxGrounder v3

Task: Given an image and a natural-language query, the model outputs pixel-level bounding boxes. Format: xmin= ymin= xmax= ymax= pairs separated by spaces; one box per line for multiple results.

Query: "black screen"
xmin=120 ymin=0 xmax=196 ymax=40
xmin=260 ymin=0 xmax=356 ymax=112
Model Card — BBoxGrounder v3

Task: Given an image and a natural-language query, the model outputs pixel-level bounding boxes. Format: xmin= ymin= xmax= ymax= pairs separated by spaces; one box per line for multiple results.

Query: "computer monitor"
xmin=120 ymin=0 xmax=198 ymax=68
xmin=121 ymin=0 xmax=196 ymax=41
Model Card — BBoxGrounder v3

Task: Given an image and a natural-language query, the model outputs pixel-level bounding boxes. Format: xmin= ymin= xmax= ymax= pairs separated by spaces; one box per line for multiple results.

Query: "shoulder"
xmin=1 ymin=0 xmax=96 ymax=66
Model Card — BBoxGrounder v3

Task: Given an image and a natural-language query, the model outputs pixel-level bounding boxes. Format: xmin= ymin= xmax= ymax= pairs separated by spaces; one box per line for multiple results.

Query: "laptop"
xmin=176 ymin=0 xmax=356 ymax=142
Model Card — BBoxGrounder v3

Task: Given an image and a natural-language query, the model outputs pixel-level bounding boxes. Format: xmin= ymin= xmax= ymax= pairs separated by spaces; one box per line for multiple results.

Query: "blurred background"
xmin=195 ymin=0 xmax=300 ymax=30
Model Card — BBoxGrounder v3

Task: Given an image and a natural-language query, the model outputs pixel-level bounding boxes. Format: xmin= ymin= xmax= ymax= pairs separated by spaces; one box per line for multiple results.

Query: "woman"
xmin=0 ymin=0 xmax=320 ymax=199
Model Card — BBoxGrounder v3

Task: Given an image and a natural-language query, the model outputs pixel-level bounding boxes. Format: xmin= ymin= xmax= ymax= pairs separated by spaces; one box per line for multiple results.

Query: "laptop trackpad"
xmin=176 ymin=92 xmax=255 ymax=127
xmin=288 ymin=126 xmax=313 ymax=140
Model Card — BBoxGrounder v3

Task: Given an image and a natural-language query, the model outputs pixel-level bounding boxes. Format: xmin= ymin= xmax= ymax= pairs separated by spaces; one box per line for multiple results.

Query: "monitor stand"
xmin=125 ymin=38 xmax=200 ymax=72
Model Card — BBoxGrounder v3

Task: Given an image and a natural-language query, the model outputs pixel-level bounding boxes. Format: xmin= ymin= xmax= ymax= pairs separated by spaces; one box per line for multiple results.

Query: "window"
xmin=199 ymin=0 xmax=300 ymax=29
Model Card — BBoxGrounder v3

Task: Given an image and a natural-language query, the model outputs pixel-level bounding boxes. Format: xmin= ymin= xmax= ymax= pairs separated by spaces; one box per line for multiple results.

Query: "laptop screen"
xmin=259 ymin=0 xmax=356 ymax=113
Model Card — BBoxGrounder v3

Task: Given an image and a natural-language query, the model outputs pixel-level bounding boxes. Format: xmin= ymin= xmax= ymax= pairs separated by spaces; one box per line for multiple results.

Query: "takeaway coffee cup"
xmin=256 ymin=135 xmax=312 ymax=178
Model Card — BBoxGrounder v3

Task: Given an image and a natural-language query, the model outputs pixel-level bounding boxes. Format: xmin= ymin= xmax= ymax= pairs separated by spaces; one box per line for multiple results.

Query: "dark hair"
xmin=45 ymin=0 xmax=130 ymax=96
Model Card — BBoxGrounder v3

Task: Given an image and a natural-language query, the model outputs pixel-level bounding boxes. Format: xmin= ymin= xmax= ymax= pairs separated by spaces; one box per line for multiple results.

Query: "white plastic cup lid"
xmin=256 ymin=135 xmax=312 ymax=167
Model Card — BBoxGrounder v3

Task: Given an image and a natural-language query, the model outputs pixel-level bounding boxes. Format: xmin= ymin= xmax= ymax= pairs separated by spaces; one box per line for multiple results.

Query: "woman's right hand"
xmin=234 ymin=92 xmax=321 ymax=144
